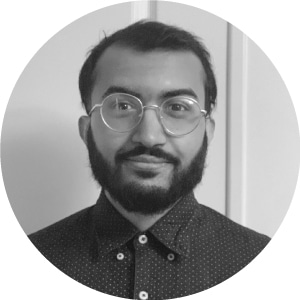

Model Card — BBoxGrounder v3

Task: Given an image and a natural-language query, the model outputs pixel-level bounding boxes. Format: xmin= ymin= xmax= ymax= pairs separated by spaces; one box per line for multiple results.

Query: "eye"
xmin=110 ymin=98 xmax=138 ymax=112
xmin=165 ymin=101 xmax=190 ymax=113
xmin=115 ymin=102 xmax=133 ymax=111
xmin=168 ymin=103 xmax=188 ymax=111
xmin=162 ymin=98 xmax=198 ymax=119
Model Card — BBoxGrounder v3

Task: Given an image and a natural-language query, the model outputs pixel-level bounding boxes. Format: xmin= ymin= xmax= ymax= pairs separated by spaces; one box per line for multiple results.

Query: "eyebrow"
xmin=160 ymin=89 xmax=198 ymax=100
xmin=102 ymin=86 xmax=142 ymax=99
xmin=101 ymin=86 xmax=198 ymax=101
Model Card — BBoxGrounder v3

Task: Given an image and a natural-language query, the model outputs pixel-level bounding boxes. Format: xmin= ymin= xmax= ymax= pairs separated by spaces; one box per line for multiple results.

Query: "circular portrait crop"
xmin=1 ymin=1 xmax=300 ymax=299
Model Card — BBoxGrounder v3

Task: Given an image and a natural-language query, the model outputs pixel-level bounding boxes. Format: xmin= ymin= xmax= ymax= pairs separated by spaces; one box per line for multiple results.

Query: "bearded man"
xmin=29 ymin=21 xmax=270 ymax=300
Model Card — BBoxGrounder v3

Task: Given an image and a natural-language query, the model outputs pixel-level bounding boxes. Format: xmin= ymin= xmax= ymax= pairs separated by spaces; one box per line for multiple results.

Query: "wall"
xmin=226 ymin=25 xmax=300 ymax=235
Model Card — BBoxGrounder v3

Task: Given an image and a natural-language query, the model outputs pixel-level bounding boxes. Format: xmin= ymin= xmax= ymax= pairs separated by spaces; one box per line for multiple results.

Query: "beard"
xmin=86 ymin=126 xmax=208 ymax=215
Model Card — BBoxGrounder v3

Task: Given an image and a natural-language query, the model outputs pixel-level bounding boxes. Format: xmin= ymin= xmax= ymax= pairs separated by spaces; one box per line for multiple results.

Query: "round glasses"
xmin=89 ymin=93 xmax=207 ymax=136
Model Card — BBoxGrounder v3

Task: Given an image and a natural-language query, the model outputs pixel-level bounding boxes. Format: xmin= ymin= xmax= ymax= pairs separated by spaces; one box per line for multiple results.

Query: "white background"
xmin=1 ymin=0 xmax=299 ymax=299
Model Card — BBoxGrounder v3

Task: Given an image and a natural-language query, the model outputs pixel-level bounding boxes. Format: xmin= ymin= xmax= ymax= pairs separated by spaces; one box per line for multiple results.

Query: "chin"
xmin=122 ymin=174 xmax=171 ymax=190
xmin=109 ymin=181 xmax=177 ymax=215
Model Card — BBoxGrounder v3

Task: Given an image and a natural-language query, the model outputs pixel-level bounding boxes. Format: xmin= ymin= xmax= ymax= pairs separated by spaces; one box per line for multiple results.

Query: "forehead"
xmin=92 ymin=45 xmax=206 ymax=104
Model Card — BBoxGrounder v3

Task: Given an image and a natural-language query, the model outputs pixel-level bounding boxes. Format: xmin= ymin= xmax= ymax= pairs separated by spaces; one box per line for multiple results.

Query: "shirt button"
xmin=116 ymin=253 xmax=125 ymax=261
xmin=139 ymin=291 xmax=148 ymax=300
xmin=138 ymin=234 xmax=148 ymax=244
xmin=167 ymin=253 xmax=175 ymax=261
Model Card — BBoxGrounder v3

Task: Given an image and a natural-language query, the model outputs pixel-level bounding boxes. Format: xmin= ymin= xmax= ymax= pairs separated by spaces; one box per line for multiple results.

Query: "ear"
xmin=78 ymin=116 xmax=90 ymax=146
xmin=205 ymin=117 xmax=215 ymax=145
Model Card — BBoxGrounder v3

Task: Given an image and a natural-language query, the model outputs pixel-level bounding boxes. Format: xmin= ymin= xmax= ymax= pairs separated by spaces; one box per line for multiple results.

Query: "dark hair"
xmin=79 ymin=20 xmax=217 ymax=115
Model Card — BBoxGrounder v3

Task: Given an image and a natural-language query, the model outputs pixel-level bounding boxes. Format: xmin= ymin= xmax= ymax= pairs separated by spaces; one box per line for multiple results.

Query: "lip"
xmin=123 ymin=155 xmax=172 ymax=171
xmin=125 ymin=154 xmax=170 ymax=164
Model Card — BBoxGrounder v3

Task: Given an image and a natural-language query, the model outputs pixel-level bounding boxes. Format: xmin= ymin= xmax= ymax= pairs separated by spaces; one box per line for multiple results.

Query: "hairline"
xmin=89 ymin=42 xmax=208 ymax=107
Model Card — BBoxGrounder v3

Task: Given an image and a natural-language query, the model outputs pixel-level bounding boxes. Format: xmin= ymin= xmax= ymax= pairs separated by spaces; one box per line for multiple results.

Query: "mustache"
xmin=116 ymin=146 xmax=179 ymax=165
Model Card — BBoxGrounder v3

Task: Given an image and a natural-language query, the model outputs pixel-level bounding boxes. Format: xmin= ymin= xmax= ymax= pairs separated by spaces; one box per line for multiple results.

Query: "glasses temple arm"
xmin=88 ymin=104 xmax=103 ymax=116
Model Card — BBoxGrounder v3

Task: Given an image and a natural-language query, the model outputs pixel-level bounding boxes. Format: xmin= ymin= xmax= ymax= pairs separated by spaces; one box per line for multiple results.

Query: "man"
xmin=29 ymin=21 xmax=270 ymax=299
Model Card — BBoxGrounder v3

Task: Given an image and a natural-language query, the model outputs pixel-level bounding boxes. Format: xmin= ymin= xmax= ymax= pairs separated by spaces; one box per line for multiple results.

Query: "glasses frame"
xmin=88 ymin=93 xmax=208 ymax=136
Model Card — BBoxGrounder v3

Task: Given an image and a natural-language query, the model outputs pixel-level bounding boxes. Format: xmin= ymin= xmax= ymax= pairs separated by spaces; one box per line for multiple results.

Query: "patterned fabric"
xmin=29 ymin=192 xmax=270 ymax=299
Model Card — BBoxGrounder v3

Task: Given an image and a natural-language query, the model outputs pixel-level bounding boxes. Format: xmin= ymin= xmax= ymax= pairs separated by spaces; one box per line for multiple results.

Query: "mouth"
xmin=123 ymin=155 xmax=173 ymax=172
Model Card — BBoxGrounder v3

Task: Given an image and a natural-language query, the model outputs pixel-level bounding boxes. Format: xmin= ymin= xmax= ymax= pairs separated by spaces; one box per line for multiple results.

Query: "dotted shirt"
xmin=29 ymin=192 xmax=270 ymax=299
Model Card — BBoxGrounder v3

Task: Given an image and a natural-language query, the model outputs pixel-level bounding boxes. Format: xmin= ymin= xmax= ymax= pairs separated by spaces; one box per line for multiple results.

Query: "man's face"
xmin=80 ymin=45 xmax=214 ymax=214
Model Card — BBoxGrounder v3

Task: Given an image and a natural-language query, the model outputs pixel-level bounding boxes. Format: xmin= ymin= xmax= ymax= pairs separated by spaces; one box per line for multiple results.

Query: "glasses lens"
xmin=161 ymin=97 xmax=202 ymax=135
xmin=101 ymin=94 xmax=142 ymax=132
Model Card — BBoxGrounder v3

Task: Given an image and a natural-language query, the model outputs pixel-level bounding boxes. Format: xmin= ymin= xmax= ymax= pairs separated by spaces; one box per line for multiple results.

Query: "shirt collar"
xmin=149 ymin=193 xmax=199 ymax=257
xmin=90 ymin=191 xmax=139 ymax=259
xmin=91 ymin=191 xmax=200 ymax=259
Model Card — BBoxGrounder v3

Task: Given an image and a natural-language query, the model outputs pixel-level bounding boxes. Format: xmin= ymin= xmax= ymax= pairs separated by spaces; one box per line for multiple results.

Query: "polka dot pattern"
xmin=29 ymin=192 xmax=270 ymax=299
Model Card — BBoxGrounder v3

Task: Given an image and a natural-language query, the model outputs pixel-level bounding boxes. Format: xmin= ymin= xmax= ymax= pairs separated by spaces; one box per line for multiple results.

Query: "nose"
xmin=131 ymin=107 xmax=167 ymax=147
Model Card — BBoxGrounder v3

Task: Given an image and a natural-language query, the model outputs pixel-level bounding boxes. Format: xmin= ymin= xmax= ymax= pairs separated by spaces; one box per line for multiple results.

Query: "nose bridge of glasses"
xmin=137 ymin=107 xmax=162 ymax=135
xmin=142 ymin=104 xmax=161 ymax=113
xmin=139 ymin=104 xmax=162 ymax=119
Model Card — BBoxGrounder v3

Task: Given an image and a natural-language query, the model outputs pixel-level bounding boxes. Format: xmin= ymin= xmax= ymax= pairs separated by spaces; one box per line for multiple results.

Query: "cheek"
xmin=173 ymin=129 xmax=205 ymax=167
xmin=91 ymin=119 xmax=130 ymax=163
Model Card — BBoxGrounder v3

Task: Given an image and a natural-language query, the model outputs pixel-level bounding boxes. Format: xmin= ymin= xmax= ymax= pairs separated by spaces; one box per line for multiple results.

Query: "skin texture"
xmin=79 ymin=45 xmax=214 ymax=230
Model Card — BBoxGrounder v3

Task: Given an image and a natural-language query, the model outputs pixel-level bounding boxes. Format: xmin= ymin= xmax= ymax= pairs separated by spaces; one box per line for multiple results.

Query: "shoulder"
xmin=192 ymin=202 xmax=270 ymax=255
xmin=186 ymin=201 xmax=271 ymax=283
xmin=28 ymin=206 xmax=95 ymax=258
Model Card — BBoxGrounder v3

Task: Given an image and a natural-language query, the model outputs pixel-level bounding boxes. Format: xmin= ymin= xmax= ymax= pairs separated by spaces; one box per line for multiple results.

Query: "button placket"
xmin=134 ymin=234 xmax=151 ymax=300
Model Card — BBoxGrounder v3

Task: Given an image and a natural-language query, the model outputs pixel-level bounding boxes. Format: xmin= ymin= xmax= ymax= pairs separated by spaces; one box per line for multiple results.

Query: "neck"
xmin=104 ymin=190 xmax=174 ymax=232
